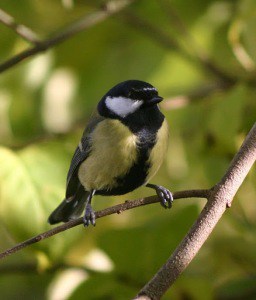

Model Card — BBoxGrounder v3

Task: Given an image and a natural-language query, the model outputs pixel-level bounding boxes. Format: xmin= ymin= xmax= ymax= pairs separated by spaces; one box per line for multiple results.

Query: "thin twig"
xmin=0 ymin=0 xmax=136 ymax=73
xmin=136 ymin=123 xmax=256 ymax=299
xmin=0 ymin=8 xmax=40 ymax=44
xmin=0 ymin=189 xmax=209 ymax=260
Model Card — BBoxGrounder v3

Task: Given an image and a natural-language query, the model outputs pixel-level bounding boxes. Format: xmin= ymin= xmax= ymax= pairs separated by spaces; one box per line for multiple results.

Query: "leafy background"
xmin=0 ymin=0 xmax=256 ymax=299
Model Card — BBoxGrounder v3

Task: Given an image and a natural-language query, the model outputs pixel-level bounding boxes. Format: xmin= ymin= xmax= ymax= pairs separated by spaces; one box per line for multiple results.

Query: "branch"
xmin=0 ymin=0 xmax=136 ymax=73
xmin=136 ymin=122 xmax=256 ymax=300
xmin=0 ymin=126 xmax=254 ymax=298
xmin=0 ymin=189 xmax=209 ymax=260
xmin=0 ymin=8 xmax=40 ymax=44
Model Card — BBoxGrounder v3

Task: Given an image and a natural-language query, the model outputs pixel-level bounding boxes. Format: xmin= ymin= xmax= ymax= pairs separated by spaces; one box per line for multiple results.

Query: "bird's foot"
xmin=83 ymin=203 xmax=96 ymax=227
xmin=147 ymin=184 xmax=173 ymax=209
xmin=156 ymin=186 xmax=173 ymax=209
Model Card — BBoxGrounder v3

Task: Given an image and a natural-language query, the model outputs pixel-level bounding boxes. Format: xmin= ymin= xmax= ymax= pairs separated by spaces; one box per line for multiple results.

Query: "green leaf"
xmin=0 ymin=146 xmax=61 ymax=236
xmin=0 ymin=143 xmax=84 ymax=258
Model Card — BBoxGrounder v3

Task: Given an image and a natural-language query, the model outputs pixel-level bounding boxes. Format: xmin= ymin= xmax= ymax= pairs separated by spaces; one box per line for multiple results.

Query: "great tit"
xmin=48 ymin=80 xmax=172 ymax=226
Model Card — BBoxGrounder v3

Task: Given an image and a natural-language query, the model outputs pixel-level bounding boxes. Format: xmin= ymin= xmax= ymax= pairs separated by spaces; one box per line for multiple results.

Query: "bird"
xmin=48 ymin=80 xmax=173 ymax=226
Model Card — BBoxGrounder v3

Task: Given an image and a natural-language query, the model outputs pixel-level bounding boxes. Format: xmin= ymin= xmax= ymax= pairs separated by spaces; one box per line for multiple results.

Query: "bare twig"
xmin=0 ymin=126 xmax=254 ymax=299
xmin=0 ymin=8 xmax=40 ymax=44
xmin=136 ymin=123 xmax=256 ymax=300
xmin=0 ymin=189 xmax=209 ymax=260
xmin=0 ymin=0 xmax=136 ymax=73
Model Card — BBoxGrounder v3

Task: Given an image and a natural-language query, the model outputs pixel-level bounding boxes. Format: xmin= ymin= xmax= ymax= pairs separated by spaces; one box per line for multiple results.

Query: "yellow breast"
xmin=145 ymin=118 xmax=169 ymax=183
xmin=78 ymin=119 xmax=138 ymax=191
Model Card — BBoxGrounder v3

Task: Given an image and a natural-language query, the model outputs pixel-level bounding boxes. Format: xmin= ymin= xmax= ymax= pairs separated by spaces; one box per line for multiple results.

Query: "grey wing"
xmin=65 ymin=112 xmax=105 ymax=199
xmin=48 ymin=136 xmax=91 ymax=224
xmin=65 ymin=144 xmax=89 ymax=199
xmin=48 ymin=112 xmax=105 ymax=224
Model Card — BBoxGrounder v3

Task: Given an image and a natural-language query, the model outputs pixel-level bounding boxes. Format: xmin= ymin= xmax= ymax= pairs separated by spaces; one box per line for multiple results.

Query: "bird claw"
xmin=155 ymin=186 xmax=173 ymax=209
xmin=83 ymin=204 xmax=96 ymax=227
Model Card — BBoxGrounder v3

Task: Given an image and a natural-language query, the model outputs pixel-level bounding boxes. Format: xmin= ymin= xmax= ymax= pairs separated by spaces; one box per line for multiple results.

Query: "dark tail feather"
xmin=48 ymin=188 xmax=88 ymax=224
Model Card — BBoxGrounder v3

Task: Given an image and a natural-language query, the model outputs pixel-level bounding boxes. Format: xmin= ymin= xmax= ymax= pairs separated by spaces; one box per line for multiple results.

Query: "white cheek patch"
xmin=105 ymin=96 xmax=143 ymax=117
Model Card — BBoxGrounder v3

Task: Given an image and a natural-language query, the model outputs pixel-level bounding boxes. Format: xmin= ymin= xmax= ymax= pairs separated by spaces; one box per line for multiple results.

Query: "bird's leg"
xmin=146 ymin=183 xmax=173 ymax=209
xmin=83 ymin=190 xmax=96 ymax=226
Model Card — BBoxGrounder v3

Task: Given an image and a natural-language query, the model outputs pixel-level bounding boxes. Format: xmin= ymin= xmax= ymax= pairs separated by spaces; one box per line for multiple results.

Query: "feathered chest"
xmin=78 ymin=118 xmax=169 ymax=193
xmin=78 ymin=119 xmax=137 ymax=190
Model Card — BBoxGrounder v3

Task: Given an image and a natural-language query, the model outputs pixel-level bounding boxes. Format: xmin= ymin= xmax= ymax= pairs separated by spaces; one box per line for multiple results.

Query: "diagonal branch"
xmin=0 ymin=8 xmax=40 ymax=44
xmin=0 ymin=0 xmax=136 ymax=73
xmin=0 ymin=128 xmax=254 ymax=299
xmin=0 ymin=189 xmax=209 ymax=260
xmin=136 ymin=122 xmax=256 ymax=300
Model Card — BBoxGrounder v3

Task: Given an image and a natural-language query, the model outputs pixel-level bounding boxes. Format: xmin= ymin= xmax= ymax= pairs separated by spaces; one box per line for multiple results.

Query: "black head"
xmin=97 ymin=80 xmax=163 ymax=119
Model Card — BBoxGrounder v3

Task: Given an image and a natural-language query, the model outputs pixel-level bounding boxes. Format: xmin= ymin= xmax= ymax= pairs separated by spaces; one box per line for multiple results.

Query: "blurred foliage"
xmin=0 ymin=0 xmax=255 ymax=299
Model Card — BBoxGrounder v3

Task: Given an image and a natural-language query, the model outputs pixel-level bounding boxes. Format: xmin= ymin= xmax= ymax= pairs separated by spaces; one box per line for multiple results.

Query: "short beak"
xmin=147 ymin=96 xmax=163 ymax=106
